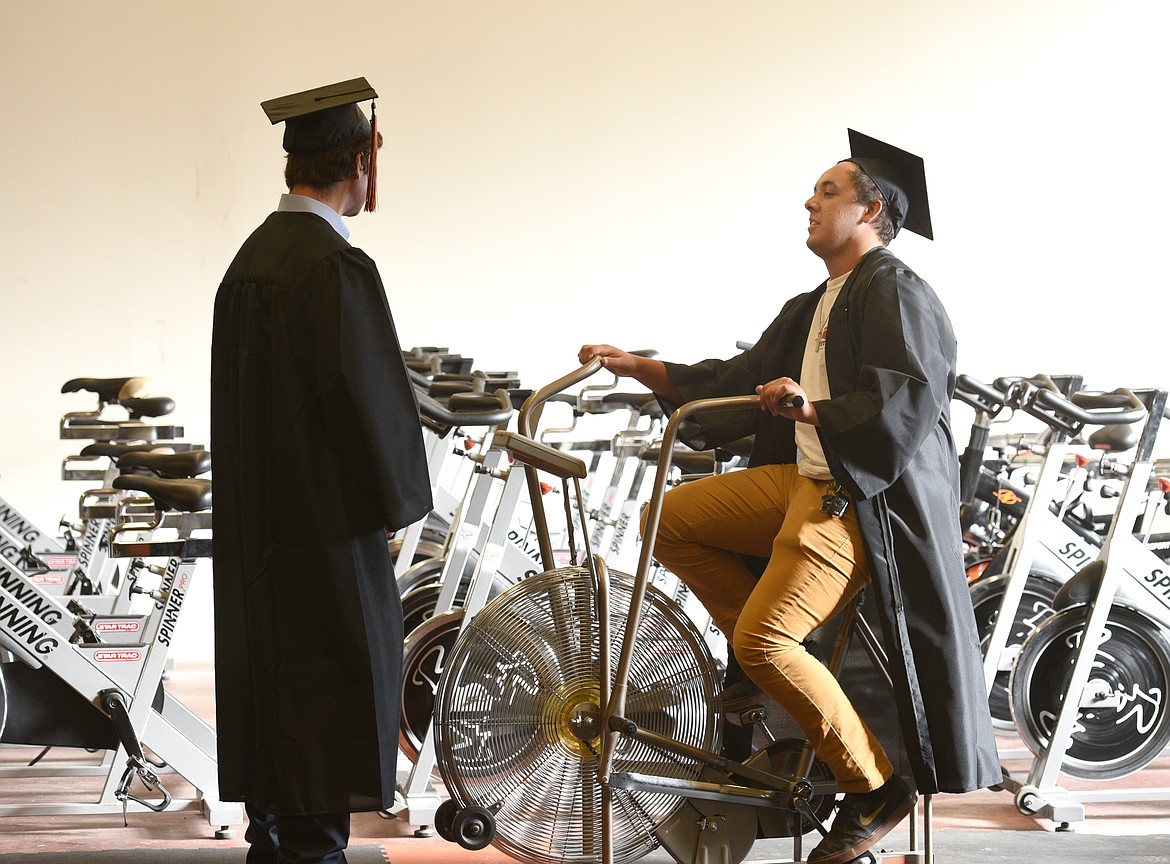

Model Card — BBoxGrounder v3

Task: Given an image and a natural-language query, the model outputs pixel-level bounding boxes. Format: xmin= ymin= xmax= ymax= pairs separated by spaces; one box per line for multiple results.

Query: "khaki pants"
xmin=646 ymin=462 xmax=891 ymax=792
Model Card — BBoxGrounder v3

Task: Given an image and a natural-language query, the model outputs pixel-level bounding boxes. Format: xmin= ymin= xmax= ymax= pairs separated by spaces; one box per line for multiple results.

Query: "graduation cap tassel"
xmin=365 ymin=100 xmax=378 ymax=212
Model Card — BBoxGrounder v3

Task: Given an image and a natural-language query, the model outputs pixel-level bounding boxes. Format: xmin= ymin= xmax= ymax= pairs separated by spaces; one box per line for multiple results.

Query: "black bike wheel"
xmin=1010 ymin=604 xmax=1170 ymax=780
xmin=401 ymin=569 xmax=515 ymax=639
xmin=400 ymin=610 xmax=463 ymax=763
xmin=402 ymin=582 xmax=444 ymax=637
xmin=387 ymin=533 xmax=446 ymax=570
xmin=969 ymin=572 xmax=1061 ymax=728
xmin=397 ymin=557 xmax=447 ymax=601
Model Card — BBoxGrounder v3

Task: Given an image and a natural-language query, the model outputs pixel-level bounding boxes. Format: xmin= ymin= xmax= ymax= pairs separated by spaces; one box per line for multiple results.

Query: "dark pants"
xmin=245 ymin=803 xmax=350 ymax=864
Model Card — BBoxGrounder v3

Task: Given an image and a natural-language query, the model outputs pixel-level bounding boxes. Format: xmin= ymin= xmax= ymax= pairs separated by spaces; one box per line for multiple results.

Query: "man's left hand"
xmin=756 ymin=377 xmax=818 ymax=425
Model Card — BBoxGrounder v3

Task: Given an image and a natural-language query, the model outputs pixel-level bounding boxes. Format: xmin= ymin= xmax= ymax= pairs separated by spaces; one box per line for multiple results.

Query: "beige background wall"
xmin=1 ymin=1 xmax=1164 ymax=658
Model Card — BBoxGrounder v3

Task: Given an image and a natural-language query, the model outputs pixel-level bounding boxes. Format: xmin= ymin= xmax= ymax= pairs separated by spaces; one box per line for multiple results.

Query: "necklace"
xmin=814 ymin=295 xmax=830 ymax=352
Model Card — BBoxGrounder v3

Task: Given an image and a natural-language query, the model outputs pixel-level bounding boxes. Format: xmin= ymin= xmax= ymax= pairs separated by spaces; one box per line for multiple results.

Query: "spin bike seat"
xmin=60 ymin=376 xmax=150 ymax=404
xmin=117 ymin=449 xmax=212 ymax=479
xmin=1088 ymin=423 xmax=1140 ymax=453
xmin=716 ymin=436 xmax=755 ymax=459
xmin=112 ymin=475 xmax=212 ymax=514
xmin=81 ymin=442 xmax=168 ymax=459
xmin=640 ymin=446 xmax=722 ymax=476
xmin=121 ymin=396 xmax=177 ymax=420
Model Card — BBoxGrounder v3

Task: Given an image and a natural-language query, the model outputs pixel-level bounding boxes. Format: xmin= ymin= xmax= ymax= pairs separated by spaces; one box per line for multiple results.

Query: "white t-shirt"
xmin=795 ymin=271 xmax=850 ymax=479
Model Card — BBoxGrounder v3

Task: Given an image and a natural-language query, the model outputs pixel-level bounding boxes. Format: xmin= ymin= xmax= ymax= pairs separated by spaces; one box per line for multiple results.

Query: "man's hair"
xmin=284 ymin=131 xmax=384 ymax=191
xmin=848 ymin=165 xmax=895 ymax=246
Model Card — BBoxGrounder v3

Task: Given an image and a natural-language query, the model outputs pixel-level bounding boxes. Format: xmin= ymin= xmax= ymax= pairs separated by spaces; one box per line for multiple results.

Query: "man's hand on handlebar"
xmin=578 ymin=344 xmax=640 ymax=376
xmin=756 ymin=377 xmax=817 ymax=424
xmin=577 ymin=344 xmax=683 ymax=404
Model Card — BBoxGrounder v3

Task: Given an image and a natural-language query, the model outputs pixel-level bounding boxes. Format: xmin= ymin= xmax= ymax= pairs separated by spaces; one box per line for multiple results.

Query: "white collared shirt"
xmin=277 ymin=193 xmax=350 ymax=240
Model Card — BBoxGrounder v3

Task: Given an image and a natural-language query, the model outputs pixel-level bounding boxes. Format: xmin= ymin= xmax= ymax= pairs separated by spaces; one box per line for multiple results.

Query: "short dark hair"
xmin=284 ymin=131 xmax=383 ymax=191
xmin=848 ymin=165 xmax=895 ymax=246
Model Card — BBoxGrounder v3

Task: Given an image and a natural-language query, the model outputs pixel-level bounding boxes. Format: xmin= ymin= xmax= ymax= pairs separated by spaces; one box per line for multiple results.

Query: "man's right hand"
xmin=578 ymin=344 xmax=641 ymax=376
xmin=577 ymin=344 xmax=683 ymax=403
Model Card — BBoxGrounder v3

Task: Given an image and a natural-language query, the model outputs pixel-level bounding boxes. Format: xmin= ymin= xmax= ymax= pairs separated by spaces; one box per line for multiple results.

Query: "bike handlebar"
xmin=545 ymin=391 xmax=664 ymax=416
xmin=415 ymin=387 xmax=513 ymax=430
xmin=992 ymin=374 xmax=1064 ymax=408
xmin=518 ymin=358 xmax=606 ymax=436
xmin=1069 ymin=390 xmax=1147 ymax=414
xmin=1027 ymin=387 xmax=1147 ymax=435
xmin=955 ymin=374 xmax=1006 ymax=416
xmin=594 ymin=392 xmax=663 ymax=412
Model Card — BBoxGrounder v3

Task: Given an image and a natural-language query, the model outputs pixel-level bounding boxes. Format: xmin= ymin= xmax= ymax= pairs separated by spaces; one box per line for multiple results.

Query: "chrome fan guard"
xmin=434 ymin=566 xmax=722 ymax=864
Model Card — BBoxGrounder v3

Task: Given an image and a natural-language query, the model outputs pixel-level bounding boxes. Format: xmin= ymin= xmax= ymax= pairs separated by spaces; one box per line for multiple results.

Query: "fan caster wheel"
xmin=434 ymin=798 xmax=459 ymax=843
xmin=1015 ymin=785 xmax=1043 ymax=815
xmin=452 ymin=805 xmax=496 ymax=851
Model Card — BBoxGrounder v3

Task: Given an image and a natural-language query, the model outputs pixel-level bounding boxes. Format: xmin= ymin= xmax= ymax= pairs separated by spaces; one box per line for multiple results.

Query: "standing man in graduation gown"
xmin=211 ymin=78 xmax=432 ymax=864
xmin=580 ymin=131 xmax=999 ymax=864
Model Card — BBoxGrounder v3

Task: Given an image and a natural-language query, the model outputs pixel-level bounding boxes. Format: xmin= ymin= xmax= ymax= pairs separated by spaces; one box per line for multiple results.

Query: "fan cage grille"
xmin=435 ymin=567 xmax=722 ymax=864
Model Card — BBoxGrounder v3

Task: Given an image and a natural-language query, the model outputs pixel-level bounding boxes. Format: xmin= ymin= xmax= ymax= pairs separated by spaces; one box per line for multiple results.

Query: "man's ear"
xmin=861 ymin=197 xmax=883 ymax=226
xmin=353 ymin=151 xmax=365 ymax=179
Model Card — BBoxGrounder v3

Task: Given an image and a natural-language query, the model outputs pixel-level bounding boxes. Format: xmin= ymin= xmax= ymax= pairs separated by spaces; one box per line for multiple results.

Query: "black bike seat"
xmin=1087 ymin=423 xmax=1140 ymax=453
xmin=112 ymin=476 xmax=212 ymax=513
xmin=118 ymin=449 xmax=211 ymax=479
xmin=80 ymin=442 xmax=166 ymax=458
xmin=61 ymin=376 xmax=150 ymax=403
xmin=122 ymin=396 xmax=176 ymax=420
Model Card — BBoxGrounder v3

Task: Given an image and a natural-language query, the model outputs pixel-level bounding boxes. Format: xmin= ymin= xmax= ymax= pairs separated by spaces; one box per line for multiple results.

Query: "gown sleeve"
xmin=331 ymin=249 xmax=434 ymax=530
xmin=657 ymin=351 xmax=755 ymax=450
xmin=655 ymin=295 xmax=809 ymax=456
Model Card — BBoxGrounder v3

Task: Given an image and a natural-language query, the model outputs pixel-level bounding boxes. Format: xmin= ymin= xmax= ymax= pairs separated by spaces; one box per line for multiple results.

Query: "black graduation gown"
xmin=662 ymin=246 xmax=1000 ymax=795
xmin=210 ymin=210 xmax=433 ymax=814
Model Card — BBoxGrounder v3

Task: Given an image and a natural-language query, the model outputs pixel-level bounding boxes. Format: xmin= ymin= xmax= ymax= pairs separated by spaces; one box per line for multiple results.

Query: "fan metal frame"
xmin=434 ymin=566 xmax=722 ymax=864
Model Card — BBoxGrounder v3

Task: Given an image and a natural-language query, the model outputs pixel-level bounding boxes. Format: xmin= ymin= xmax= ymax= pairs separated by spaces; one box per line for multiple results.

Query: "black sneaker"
xmin=720 ymin=678 xmax=765 ymax=713
xmin=808 ymin=774 xmax=917 ymax=864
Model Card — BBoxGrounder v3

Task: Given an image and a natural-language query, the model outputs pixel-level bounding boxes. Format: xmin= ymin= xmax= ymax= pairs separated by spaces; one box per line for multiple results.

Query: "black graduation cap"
xmin=842 ymin=130 xmax=932 ymax=240
xmin=261 ymin=77 xmax=377 ymax=154
xmin=261 ymin=77 xmax=381 ymax=211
